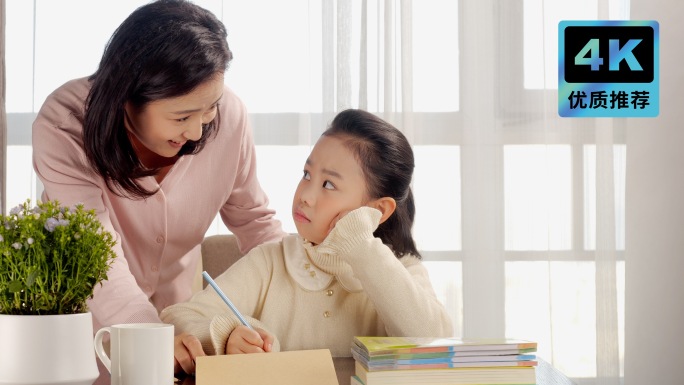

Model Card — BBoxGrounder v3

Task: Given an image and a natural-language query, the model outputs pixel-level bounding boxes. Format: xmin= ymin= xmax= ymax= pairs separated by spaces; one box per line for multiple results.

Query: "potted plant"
xmin=0 ymin=199 xmax=117 ymax=385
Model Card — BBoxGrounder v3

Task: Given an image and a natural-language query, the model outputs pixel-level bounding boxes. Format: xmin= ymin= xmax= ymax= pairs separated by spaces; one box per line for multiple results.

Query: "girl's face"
xmin=292 ymin=135 xmax=369 ymax=245
xmin=124 ymin=73 xmax=224 ymax=159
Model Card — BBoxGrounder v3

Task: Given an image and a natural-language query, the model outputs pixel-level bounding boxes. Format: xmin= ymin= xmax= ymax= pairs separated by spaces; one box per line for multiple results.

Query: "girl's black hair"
xmin=83 ymin=0 xmax=233 ymax=199
xmin=322 ymin=109 xmax=421 ymax=259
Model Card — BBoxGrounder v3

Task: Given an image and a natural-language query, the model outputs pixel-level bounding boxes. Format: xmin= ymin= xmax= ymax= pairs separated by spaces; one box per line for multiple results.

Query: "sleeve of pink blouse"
xmin=31 ymin=79 xmax=160 ymax=330
xmin=217 ymin=95 xmax=287 ymax=254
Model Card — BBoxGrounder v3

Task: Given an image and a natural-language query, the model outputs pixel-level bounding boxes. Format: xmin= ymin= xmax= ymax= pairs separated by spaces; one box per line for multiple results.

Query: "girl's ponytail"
xmin=323 ymin=109 xmax=420 ymax=259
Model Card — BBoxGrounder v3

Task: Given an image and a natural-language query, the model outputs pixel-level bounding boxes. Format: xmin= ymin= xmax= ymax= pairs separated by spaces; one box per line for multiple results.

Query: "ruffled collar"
xmin=282 ymin=235 xmax=363 ymax=292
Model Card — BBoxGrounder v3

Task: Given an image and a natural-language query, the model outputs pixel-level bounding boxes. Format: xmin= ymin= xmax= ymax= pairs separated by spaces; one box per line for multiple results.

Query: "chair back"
xmin=200 ymin=234 xmax=244 ymax=287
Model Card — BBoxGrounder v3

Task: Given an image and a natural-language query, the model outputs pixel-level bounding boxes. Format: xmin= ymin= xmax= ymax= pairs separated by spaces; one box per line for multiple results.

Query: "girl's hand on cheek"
xmin=318 ymin=206 xmax=382 ymax=256
xmin=318 ymin=207 xmax=381 ymax=257
xmin=226 ymin=326 xmax=274 ymax=354
xmin=327 ymin=210 xmax=351 ymax=236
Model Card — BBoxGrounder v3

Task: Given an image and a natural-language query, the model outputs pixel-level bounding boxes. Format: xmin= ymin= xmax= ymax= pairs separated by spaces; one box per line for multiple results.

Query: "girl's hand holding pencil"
xmin=202 ymin=271 xmax=275 ymax=354
xmin=226 ymin=325 xmax=275 ymax=354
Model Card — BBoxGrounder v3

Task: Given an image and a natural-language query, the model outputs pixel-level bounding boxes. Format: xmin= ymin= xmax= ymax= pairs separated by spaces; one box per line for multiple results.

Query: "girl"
xmin=31 ymin=0 xmax=285 ymax=347
xmin=161 ymin=109 xmax=453 ymax=374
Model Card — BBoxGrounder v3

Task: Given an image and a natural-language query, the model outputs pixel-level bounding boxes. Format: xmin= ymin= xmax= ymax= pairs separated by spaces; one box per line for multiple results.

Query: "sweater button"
xmin=326 ymin=290 xmax=334 ymax=296
xmin=323 ymin=311 xmax=331 ymax=318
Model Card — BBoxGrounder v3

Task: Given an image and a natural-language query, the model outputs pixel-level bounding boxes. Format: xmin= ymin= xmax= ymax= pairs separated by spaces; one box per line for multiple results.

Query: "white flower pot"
xmin=0 ymin=312 xmax=99 ymax=385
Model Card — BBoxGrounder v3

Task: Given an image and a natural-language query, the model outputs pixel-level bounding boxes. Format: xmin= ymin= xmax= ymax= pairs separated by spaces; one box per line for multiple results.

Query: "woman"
xmin=31 ymin=0 xmax=286 ymax=335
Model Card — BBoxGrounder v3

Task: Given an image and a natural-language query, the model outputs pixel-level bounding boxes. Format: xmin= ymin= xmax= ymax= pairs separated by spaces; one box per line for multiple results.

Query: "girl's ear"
xmin=369 ymin=197 xmax=397 ymax=224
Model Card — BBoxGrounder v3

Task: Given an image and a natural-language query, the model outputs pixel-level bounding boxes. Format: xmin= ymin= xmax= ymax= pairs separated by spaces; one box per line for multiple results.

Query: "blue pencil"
xmin=201 ymin=271 xmax=254 ymax=330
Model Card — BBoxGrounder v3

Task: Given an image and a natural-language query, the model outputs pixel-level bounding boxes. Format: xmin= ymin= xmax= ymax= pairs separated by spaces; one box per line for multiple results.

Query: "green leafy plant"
xmin=0 ymin=199 xmax=116 ymax=315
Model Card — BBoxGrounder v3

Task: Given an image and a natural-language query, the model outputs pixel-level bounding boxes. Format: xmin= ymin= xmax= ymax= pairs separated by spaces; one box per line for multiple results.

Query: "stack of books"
xmin=350 ymin=336 xmax=538 ymax=385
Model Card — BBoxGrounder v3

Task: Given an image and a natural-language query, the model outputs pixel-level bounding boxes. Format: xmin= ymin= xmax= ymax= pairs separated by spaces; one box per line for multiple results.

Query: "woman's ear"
xmin=369 ymin=197 xmax=397 ymax=224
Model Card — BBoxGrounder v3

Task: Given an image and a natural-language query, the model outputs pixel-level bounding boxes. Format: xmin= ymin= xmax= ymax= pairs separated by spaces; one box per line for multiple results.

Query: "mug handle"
xmin=93 ymin=327 xmax=112 ymax=373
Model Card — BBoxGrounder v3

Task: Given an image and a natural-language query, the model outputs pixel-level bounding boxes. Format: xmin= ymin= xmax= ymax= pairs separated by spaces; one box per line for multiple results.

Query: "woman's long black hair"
xmin=322 ymin=109 xmax=421 ymax=259
xmin=83 ymin=0 xmax=233 ymax=199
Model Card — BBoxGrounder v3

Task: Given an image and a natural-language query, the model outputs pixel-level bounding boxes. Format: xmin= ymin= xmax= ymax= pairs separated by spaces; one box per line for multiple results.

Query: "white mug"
xmin=93 ymin=322 xmax=174 ymax=385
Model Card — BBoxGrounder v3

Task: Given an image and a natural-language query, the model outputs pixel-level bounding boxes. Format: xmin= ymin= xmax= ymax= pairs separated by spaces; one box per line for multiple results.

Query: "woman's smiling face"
xmin=124 ymin=73 xmax=224 ymax=159
xmin=292 ymin=135 xmax=369 ymax=244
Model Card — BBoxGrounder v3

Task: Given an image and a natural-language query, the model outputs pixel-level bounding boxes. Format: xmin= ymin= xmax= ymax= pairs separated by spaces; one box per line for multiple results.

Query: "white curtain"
xmin=309 ymin=1 xmax=622 ymax=384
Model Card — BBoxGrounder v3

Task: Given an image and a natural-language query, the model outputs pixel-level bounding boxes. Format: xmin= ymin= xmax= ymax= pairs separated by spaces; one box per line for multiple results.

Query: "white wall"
xmin=625 ymin=1 xmax=684 ymax=384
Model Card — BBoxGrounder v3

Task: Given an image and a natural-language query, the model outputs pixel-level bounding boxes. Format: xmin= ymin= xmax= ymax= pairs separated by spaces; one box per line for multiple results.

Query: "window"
xmin=5 ymin=1 xmax=625 ymax=381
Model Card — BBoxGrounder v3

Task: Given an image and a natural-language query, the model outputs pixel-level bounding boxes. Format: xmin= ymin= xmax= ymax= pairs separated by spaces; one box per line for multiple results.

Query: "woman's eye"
xmin=323 ymin=181 xmax=335 ymax=190
xmin=176 ymin=116 xmax=190 ymax=122
xmin=302 ymin=170 xmax=310 ymax=180
xmin=203 ymin=104 xmax=219 ymax=116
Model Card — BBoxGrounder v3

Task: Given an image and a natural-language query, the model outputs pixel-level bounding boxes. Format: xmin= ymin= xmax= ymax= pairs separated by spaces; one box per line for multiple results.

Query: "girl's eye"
xmin=176 ymin=116 xmax=190 ymax=122
xmin=323 ymin=181 xmax=335 ymax=190
xmin=302 ymin=170 xmax=310 ymax=180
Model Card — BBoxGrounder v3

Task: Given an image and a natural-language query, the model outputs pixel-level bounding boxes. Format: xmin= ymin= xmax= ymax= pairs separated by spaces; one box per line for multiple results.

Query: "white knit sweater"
xmin=160 ymin=207 xmax=453 ymax=357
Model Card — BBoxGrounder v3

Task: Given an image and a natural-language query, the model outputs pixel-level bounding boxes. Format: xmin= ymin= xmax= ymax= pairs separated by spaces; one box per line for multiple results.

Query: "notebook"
xmin=196 ymin=349 xmax=339 ymax=385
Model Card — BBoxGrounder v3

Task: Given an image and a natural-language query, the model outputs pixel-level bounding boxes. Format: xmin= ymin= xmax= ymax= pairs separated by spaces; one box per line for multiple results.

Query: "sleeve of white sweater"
xmin=320 ymin=207 xmax=454 ymax=337
xmin=160 ymin=246 xmax=282 ymax=355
